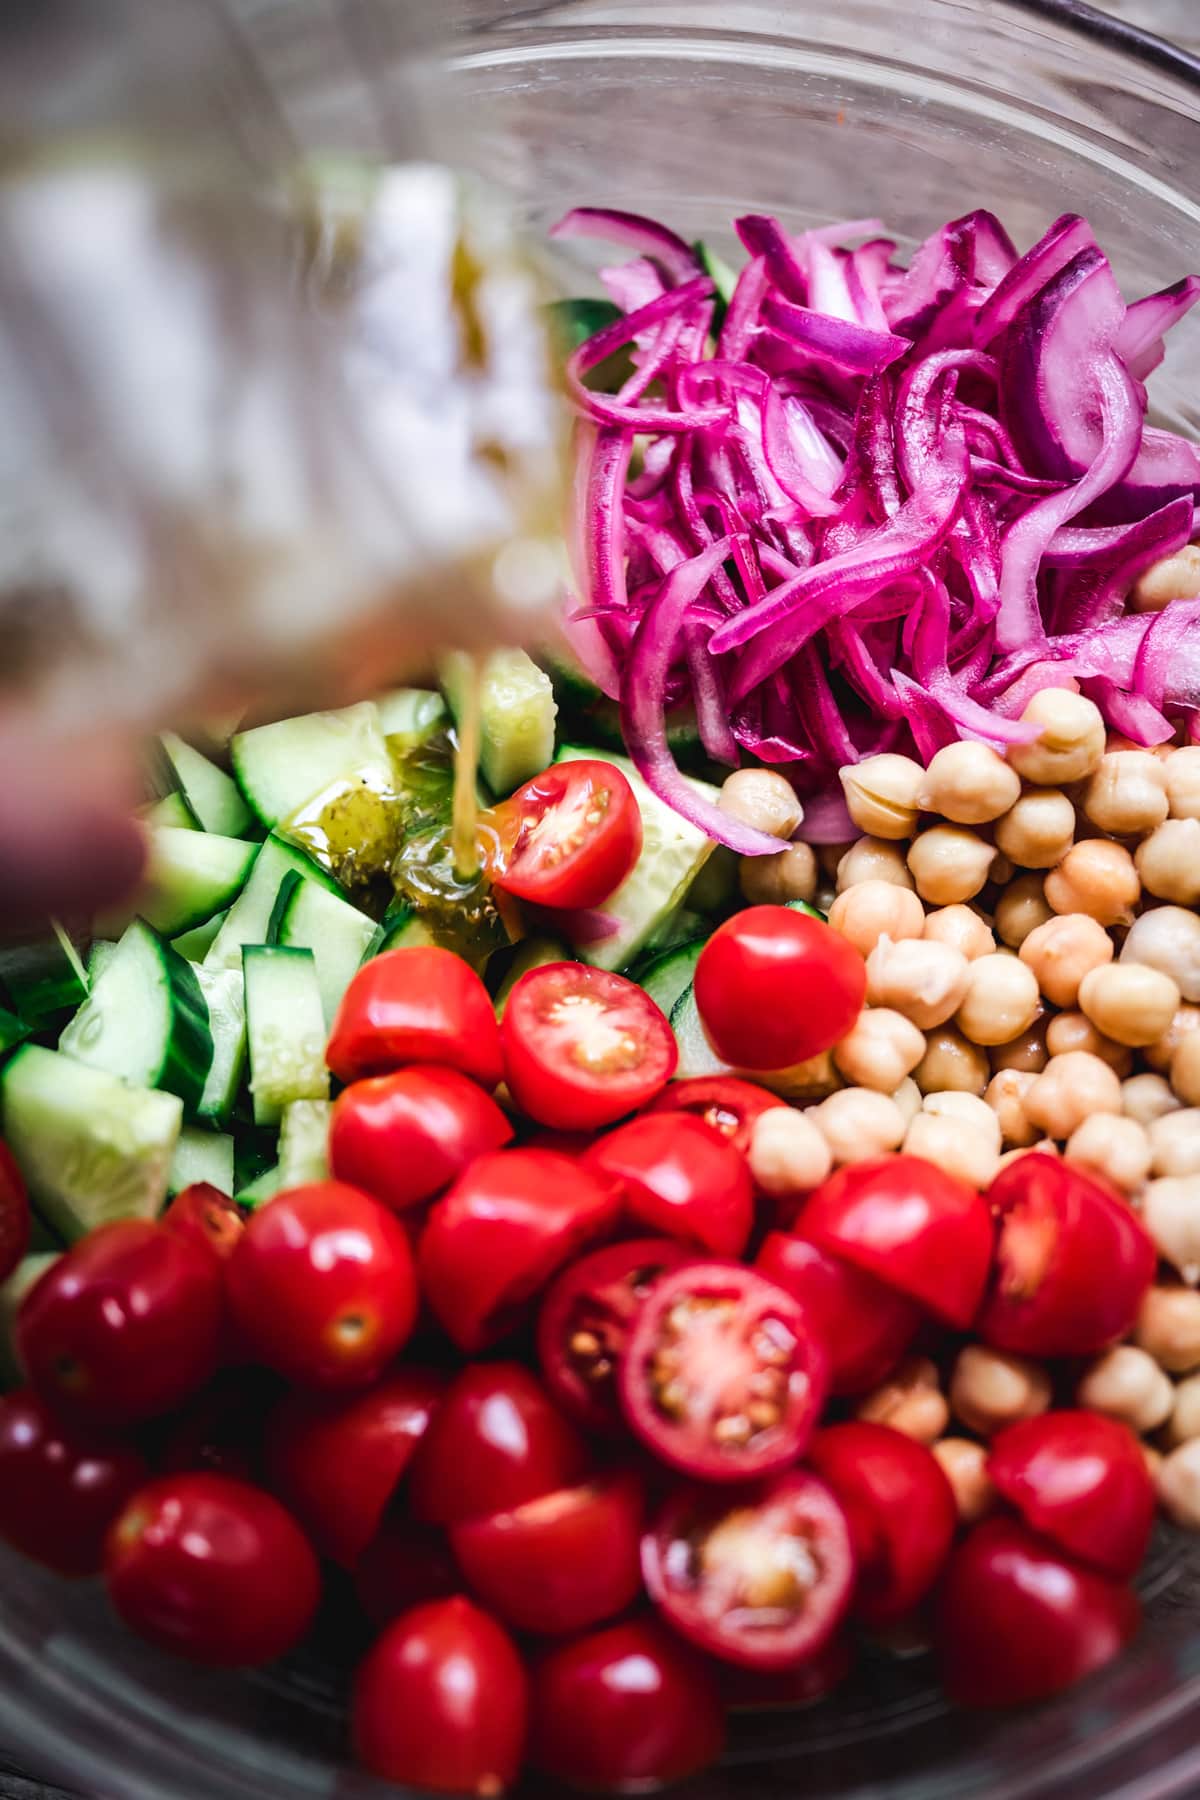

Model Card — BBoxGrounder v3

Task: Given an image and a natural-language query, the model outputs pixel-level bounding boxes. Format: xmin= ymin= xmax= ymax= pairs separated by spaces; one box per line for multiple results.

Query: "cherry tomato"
xmin=619 ymin=1261 xmax=827 ymax=1481
xmin=644 ymin=1075 xmax=787 ymax=1156
xmin=987 ymin=1410 xmax=1155 ymax=1580
xmin=0 ymin=1142 xmax=30 ymax=1283
xmin=326 ymin=947 xmax=503 ymax=1090
xmin=585 ymin=1114 xmax=754 ymax=1258
xmin=717 ymin=1633 xmax=853 ymax=1711
xmin=329 ymin=1066 xmax=513 ymax=1213
xmin=266 ymin=1367 xmax=444 ymax=1566
xmin=755 ymin=1232 xmax=920 ymax=1395
xmin=0 ymin=1389 xmax=147 ymax=1576
xmin=694 ymin=905 xmax=866 ymax=1070
xmin=489 ymin=758 xmax=642 ymax=910
xmin=16 ymin=1221 xmax=223 ymax=1426
xmin=807 ymin=1422 xmax=957 ymax=1627
xmin=934 ymin=1515 xmax=1140 ymax=1706
xmin=418 ymin=1149 xmax=620 ymax=1353
xmin=161 ymin=1182 xmax=244 ymax=1263
xmin=353 ymin=1519 xmax=461 ymax=1627
xmin=537 ymin=1236 xmax=695 ymax=1432
xmin=530 ymin=1620 xmax=725 ymax=1793
xmin=501 ymin=964 xmax=677 ymax=1131
xmin=642 ymin=1473 xmax=854 ymax=1670
xmin=352 ymin=1597 xmax=528 ymax=1794
xmin=799 ymin=1154 xmax=994 ymax=1328
xmin=975 ymin=1153 xmax=1155 ymax=1357
xmin=226 ymin=1183 xmax=418 ymax=1389
xmin=157 ymin=1370 xmax=279 ymax=1483
xmin=105 ymin=1472 xmax=321 ymax=1667
xmin=410 ymin=1361 xmax=587 ymax=1526
xmin=450 ymin=1470 xmax=644 ymax=1637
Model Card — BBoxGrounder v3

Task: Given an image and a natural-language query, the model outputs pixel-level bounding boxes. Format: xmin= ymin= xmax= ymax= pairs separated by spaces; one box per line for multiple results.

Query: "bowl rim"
xmin=1012 ymin=0 xmax=1200 ymax=83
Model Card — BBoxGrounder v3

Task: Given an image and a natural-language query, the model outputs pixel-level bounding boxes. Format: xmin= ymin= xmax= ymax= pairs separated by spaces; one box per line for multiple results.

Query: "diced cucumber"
xmin=668 ymin=983 xmax=838 ymax=1100
xmin=110 ymin=828 xmax=257 ymax=937
xmin=0 ymin=1253 xmax=59 ymax=1388
xmin=0 ymin=1007 xmax=30 ymax=1060
xmin=669 ymin=984 xmax=730 ymax=1080
xmin=142 ymin=790 xmax=199 ymax=831
xmin=0 ymin=1046 xmax=182 ymax=1241
xmin=234 ymin=1127 xmax=278 ymax=1196
xmin=276 ymin=879 xmax=377 ymax=1027
xmin=555 ymin=747 xmax=719 ymax=971
xmin=265 ymin=871 xmax=302 ymax=947
xmin=637 ymin=940 xmax=705 ymax=1022
xmin=59 ymin=920 xmax=213 ymax=1111
xmin=203 ymin=835 xmax=341 ymax=972
xmin=172 ymin=911 xmax=228 ymax=962
xmin=87 ymin=940 xmax=118 ymax=980
xmin=376 ymin=687 xmax=448 ymax=746
xmin=237 ymin=1162 xmax=283 ymax=1209
xmin=493 ymin=937 xmax=573 ymax=1018
xmin=0 ymin=929 xmax=88 ymax=1024
xmin=232 ymin=701 xmax=392 ymax=829
xmin=193 ymin=966 xmax=247 ymax=1126
xmin=644 ymin=908 xmax=709 ymax=957
xmin=242 ymin=946 xmax=329 ymax=1126
xmin=159 ymin=732 xmax=254 ymax=837
xmin=278 ymin=1099 xmax=331 ymax=1187
xmin=687 ymin=848 xmax=737 ymax=915
xmin=535 ymin=642 xmax=603 ymax=705
xmin=440 ymin=649 xmax=556 ymax=795
xmin=167 ymin=1126 xmax=235 ymax=1196
xmin=361 ymin=904 xmax=439 ymax=962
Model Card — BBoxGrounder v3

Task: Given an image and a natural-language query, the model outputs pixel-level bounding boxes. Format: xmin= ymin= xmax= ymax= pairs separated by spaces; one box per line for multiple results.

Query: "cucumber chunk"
xmin=637 ymin=939 xmax=705 ymax=1023
xmin=669 ymin=984 xmax=730 ymax=1080
xmin=168 ymin=1127 xmax=236 ymax=1197
xmin=0 ymin=930 xmax=88 ymax=1024
xmin=276 ymin=879 xmax=377 ymax=1027
xmin=159 ymin=733 xmax=253 ymax=837
xmin=669 ymin=982 xmax=838 ymax=1100
xmin=193 ymin=966 xmax=247 ymax=1126
xmin=441 ymin=649 xmax=556 ymax=795
xmin=142 ymin=791 xmax=199 ymax=831
xmin=59 ymin=920 xmax=213 ymax=1111
xmin=172 ymin=911 xmax=228 ymax=962
xmin=232 ymin=701 xmax=392 ymax=829
xmin=376 ymin=687 xmax=448 ymax=747
xmin=237 ymin=1162 xmax=283 ymax=1209
xmin=0 ymin=1046 xmax=182 ymax=1241
xmin=278 ymin=1099 xmax=331 ymax=1187
xmin=203 ymin=835 xmax=341 ymax=973
xmin=114 ymin=828 xmax=257 ymax=937
xmin=0 ymin=1007 xmax=30 ymax=1060
xmin=243 ymin=946 xmax=329 ymax=1127
xmin=493 ymin=936 xmax=573 ymax=1018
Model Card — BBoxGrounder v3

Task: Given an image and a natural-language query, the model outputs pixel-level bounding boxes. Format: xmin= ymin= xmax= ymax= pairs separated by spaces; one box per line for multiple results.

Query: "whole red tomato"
xmin=0 ymin=1389 xmax=147 ymax=1576
xmin=488 ymin=758 xmax=642 ymax=910
xmin=987 ymin=1410 xmax=1155 ymax=1580
xmin=694 ymin=905 xmax=866 ymax=1070
xmin=584 ymin=1114 xmax=754 ymax=1258
xmin=326 ymin=948 xmax=503 ymax=1090
xmin=501 ymin=963 xmax=677 ymax=1131
xmin=644 ymin=1075 xmax=787 ymax=1156
xmin=162 ymin=1182 xmax=244 ymax=1263
xmin=157 ymin=1369 xmax=280 ymax=1484
xmin=353 ymin=1519 xmax=460 ymax=1627
xmin=0 ymin=1142 xmax=30 ymax=1283
xmin=329 ymin=1066 xmax=513 ymax=1212
xmin=755 ymin=1232 xmax=920 ymax=1395
xmin=409 ymin=1361 xmax=587 ymax=1526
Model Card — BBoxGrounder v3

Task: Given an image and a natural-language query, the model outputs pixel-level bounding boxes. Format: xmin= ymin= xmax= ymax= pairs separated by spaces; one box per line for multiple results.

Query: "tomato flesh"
xmin=162 ymin=1183 xmax=244 ymax=1263
xmin=409 ymin=1361 xmax=587 ymax=1525
xmin=755 ymin=1231 xmax=920 ymax=1395
xmin=585 ymin=1113 xmax=754 ymax=1258
xmin=694 ymin=905 xmax=866 ymax=1070
xmin=644 ymin=1075 xmax=787 ymax=1156
xmin=326 ymin=947 xmax=503 ymax=1089
xmin=502 ymin=963 xmax=677 ymax=1130
xmin=987 ymin=1410 xmax=1155 ymax=1580
xmin=489 ymin=758 xmax=642 ymax=910
xmin=329 ymin=1065 xmax=513 ymax=1212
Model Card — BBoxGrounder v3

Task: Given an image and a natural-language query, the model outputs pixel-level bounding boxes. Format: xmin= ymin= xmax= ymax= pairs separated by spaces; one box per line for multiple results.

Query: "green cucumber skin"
xmin=58 ymin=922 xmax=213 ymax=1114
xmin=159 ymin=733 xmax=253 ymax=838
xmin=0 ymin=936 xmax=87 ymax=1025
xmin=242 ymin=946 xmax=329 ymax=1127
xmin=204 ymin=836 xmax=342 ymax=973
xmin=167 ymin=1127 xmax=236 ymax=1197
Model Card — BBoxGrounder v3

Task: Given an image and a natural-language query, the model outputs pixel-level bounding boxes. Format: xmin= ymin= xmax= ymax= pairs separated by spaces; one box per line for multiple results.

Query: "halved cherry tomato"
xmin=619 ymin=1262 xmax=827 ymax=1482
xmin=537 ymin=1236 xmax=695 ymax=1432
xmin=807 ymin=1422 xmax=957 ymax=1627
xmin=0 ymin=1142 xmax=30 ymax=1284
xmin=644 ymin=1075 xmax=787 ymax=1156
xmin=0 ymin=1389 xmax=148 ymax=1576
xmin=584 ymin=1115 xmax=754 ymax=1258
xmin=488 ymin=759 xmax=642 ymax=910
xmin=694 ymin=906 xmax=866 ymax=1070
xmin=266 ymin=1367 xmax=444 ymax=1566
xmin=409 ymin=1361 xmax=587 ymax=1526
xmin=326 ymin=947 xmax=503 ymax=1090
xmin=450 ymin=1469 xmax=644 ymax=1636
xmin=934 ymin=1515 xmax=1140 ymax=1706
xmin=353 ymin=1519 xmax=461 ymax=1627
xmin=755 ymin=1232 xmax=920 ymax=1395
xmin=418 ymin=1148 xmax=620 ymax=1352
xmin=975 ymin=1153 xmax=1155 ymax=1358
xmin=799 ymin=1154 xmax=994 ymax=1328
xmin=987 ymin=1410 xmax=1155 ymax=1580
xmin=162 ymin=1183 xmax=244 ymax=1263
xmin=329 ymin=1066 xmax=513 ymax=1213
xmin=642 ymin=1472 xmax=854 ymax=1670
xmin=501 ymin=964 xmax=677 ymax=1131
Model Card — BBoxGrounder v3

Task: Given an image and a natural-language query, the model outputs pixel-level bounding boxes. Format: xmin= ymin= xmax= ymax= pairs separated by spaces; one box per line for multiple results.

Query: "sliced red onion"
xmin=551 ymin=208 xmax=701 ymax=286
xmin=761 ymin=293 xmax=909 ymax=377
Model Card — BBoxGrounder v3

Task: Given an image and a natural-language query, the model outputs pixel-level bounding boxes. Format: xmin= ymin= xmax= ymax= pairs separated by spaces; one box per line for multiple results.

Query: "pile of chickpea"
xmin=719 ymin=682 xmax=1200 ymax=1534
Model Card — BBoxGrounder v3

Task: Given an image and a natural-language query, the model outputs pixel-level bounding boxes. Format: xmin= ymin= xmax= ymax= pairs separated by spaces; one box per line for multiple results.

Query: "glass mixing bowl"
xmin=3 ymin=2 xmax=1200 ymax=1795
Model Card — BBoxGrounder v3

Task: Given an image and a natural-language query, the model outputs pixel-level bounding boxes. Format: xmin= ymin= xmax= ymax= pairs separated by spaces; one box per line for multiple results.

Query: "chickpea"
xmin=932 ymin=1438 xmax=996 ymax=1525
xmin=923 ymin=904 xmax=994 ymax=961
xmin=818 ymin=842 xmax=853 ymax=878
xmin=1078 ymin=1345 xmax=1174 ymax=1433
xmin=1009 ymin=688 xmax=1106 ymax=786
xmin=1044 ymin=1012 xmax=1132 ymax=1077
xmin=1024 ymin=1051 xmax=1123 ymax=1140
xmin=808 ymin=1088 xmax=906 ymax=1166
xmin=1130 ymin=544 xmax=1200 ymax=611
xmin=865 ymin=937 xmax=970 ymax=1030
xmin=915 ymin=1027 xmax=990 ymax=1096
xmin=1123 ymin=1072 xmax=1182 ymax=1127
xmin=1156 ymin=1438 xmax=1200 ymax=1531
xmin=906 ymin=826 xmax=996 ymax=905
xmin=827 ymin=881 xmax=926 ymax=960
xmin=994 ymin=789 xmax=1075 ymax=869
xmin=989 ymin=1018 xmax=1049 ymax=1075
xmin=719 ymin=767 xmax=804 ymax=839
xmin=1136 ymin=819 xmax=1200 ymax=905
xmin=890 ymin=1076 xmax=922 ymax=1128
xmin=955 ymin=953 xmax=1041 ymax=1047
xmin=833 ymin=1008 xmax=926 ymax=1093
xmin=747 ymin=1108 xmax=832 ymax=1198
xmin=923 ymin=1090 xmax=1002 ymax=1148
xmin=1142 ymin=1175 xmax=1200 ymax=1283
xmin=949 ymin=1345 xmax=1052 ymax=1437
xmin=1077 ymin=962 xmax=1181 ymax=1049
xmin=990 ymin=854 xmax=1015 ymax=887
xmin=839 ymin=754 xmax=924 ymax=840
xmin=1122 ymin=907 xmax=1200 ymax=1004
xmin=1173 ymin=1031 xmax=1200 ymax=1108
xmin=1145 ymin=1443 xmax=1165 ymax=1481
xmin=1164 ymin=1373 xmax=1200 ymax=1449
xmin=993 ymin=874 xmax=1054 ymax=950
xmin=1019 ymin=912 xmax=1114 ymax=1009
xmin=814 ymin=881 xmax=837 ymax=915
xmin=1044 ymin=839 xmax=1140 ymax=927
xmin=837 ymin=837 xmax=915 ymax=893
xmin=1166 ymin=746 xmax=1200 ymax=821
xmin=918 ymin=741 xmax=1020 ymax=825
xmin=903 ymin=1111 xmax=1000 ymax=1189
xmin=1134 ymin=1283 xmax=1200 ymax=1375
xmin=1150 ymin=1109 xmax=1200 ymax=1178
xmin=1145 ymin=1003 xmax=1200 ymax=1076
xmin=1065 ymin=1113 xmax=1152 ymax=1192
xmin=986 ymin=1069 xmax=1039 ymax=1148
xmin=1081 ymin=750 xmax=1169 ymax=837
xmin=857 ymin=1356 xmax=948 ymax=1445
xmin=739 ymin=841 xmax=818 ymax=906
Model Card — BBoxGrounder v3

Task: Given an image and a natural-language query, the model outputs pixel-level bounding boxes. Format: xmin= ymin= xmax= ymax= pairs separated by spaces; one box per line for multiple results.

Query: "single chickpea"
xmin=1130 ymin=544 xmax=1200 ymax=611
xmin=989 ymin=854 xmax=1015 ymax=887
xmin=1143 ymin=1176 xmax=1200 ymax=1283
xmin=814 ymin=881 xmax=837 ymax=915
xmin=719 ymin=767 xmax=804 ymax=839
xmin=1123 ymin=1072 xmax=1183 ymax=1126
xmin=1065 ymin=1113 xmax=1152 ymax=1192
xmin=1156 ymin=1439 xmax=1200 ymax=1531
xmin=1009 ymin=688 xmax=1106 ymax=786
xmin=1133 ymin=1283 xmax=1200 ymax=1375
xmin=956 ymin=953 xmax=1041 ymax=1047
xmin=827 ymin=881 xmax=926 ymax=960
xmin=989 ymin=1018 xmax=1049 ymax=1075
xmin=903 ymin=1111 xmax=1000 ymax=1189
xmin=1173 ymin=1031 xmax=1200 ymax=1108
xmin=986 ymin=1069 xmax=1039 ymax=1147
xmin=1122 ymin=907 xmax=1200 ymax=1003
xmin=1078 ymin=962 xmax=1181 ymax=1049
xmin=865 ymin=937 xmax=970 ymax=1030
xmin=923 ymin=1090 xmax=1002 ymax=1148
xmin=994 ymin=789 xmax=1076 ymax=869
xmin=1081 ymin=750 xmax=1170 ymax=837
xmin=932 ymin=1438 xmax=996 ymax=1525
xmin=1145 ymin=1003 xmax=1200 ymax=1076
xmin=890 ymin=1076 xmax=922 ymax=1128
xmin=993 ymin=874 xmax=1054 ymax=949
xmin=915 ymin=1027 xmax=990 ymax=1096
xmin=949 ymin=1345 xmax=1052 ymax=1437
xmin=1024 ymin=1051 xmax=1123 ymax=1140
xmin=1137 ymin=820 xmax=1200 ymax=906
xmin=856 ymin=1356 xmax=949 ymax=1445
xmin=837 ymin=837 xmax=915 ymax=893
xmin=1044 ymin=1012 xmax=1132 ymax=1077
xmin=819 ymin=842 xmax=853 ymax=878
xmin=1019 ymin=912 xmax=1114 ymax=1009
xmin=1149 ymin=1110 xmax=1200 ymax=1178
xmin=739 ymin=841 xmax=818 ymax=906
xmin=839 ymin=754 xmax=924 ymax=840
xmin=923 ymin=904 xmax=995 ymax=961
xmin=1044 ymin=839 xmax=1140 ymax=927
xmin=1166 ymin=746 xmax=1200 ymax=821
xmin=918 ymin=741 xmax=1021 ymax=825
xmin=833 ymin=1008 xmax=926 ymax=1093
xmin=808 ymin=1088 xmax=906 ymax=1166
xmin=906 ymin=826 xmax=996 ymax=905
xmin=1164 ymin=1373 xmax=1200 ymax=1449
xmin=747 ymin=1108 xmax=832 ymax=1198
xmin=1078 ymin=1345 xmax=1174 ymax=1433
